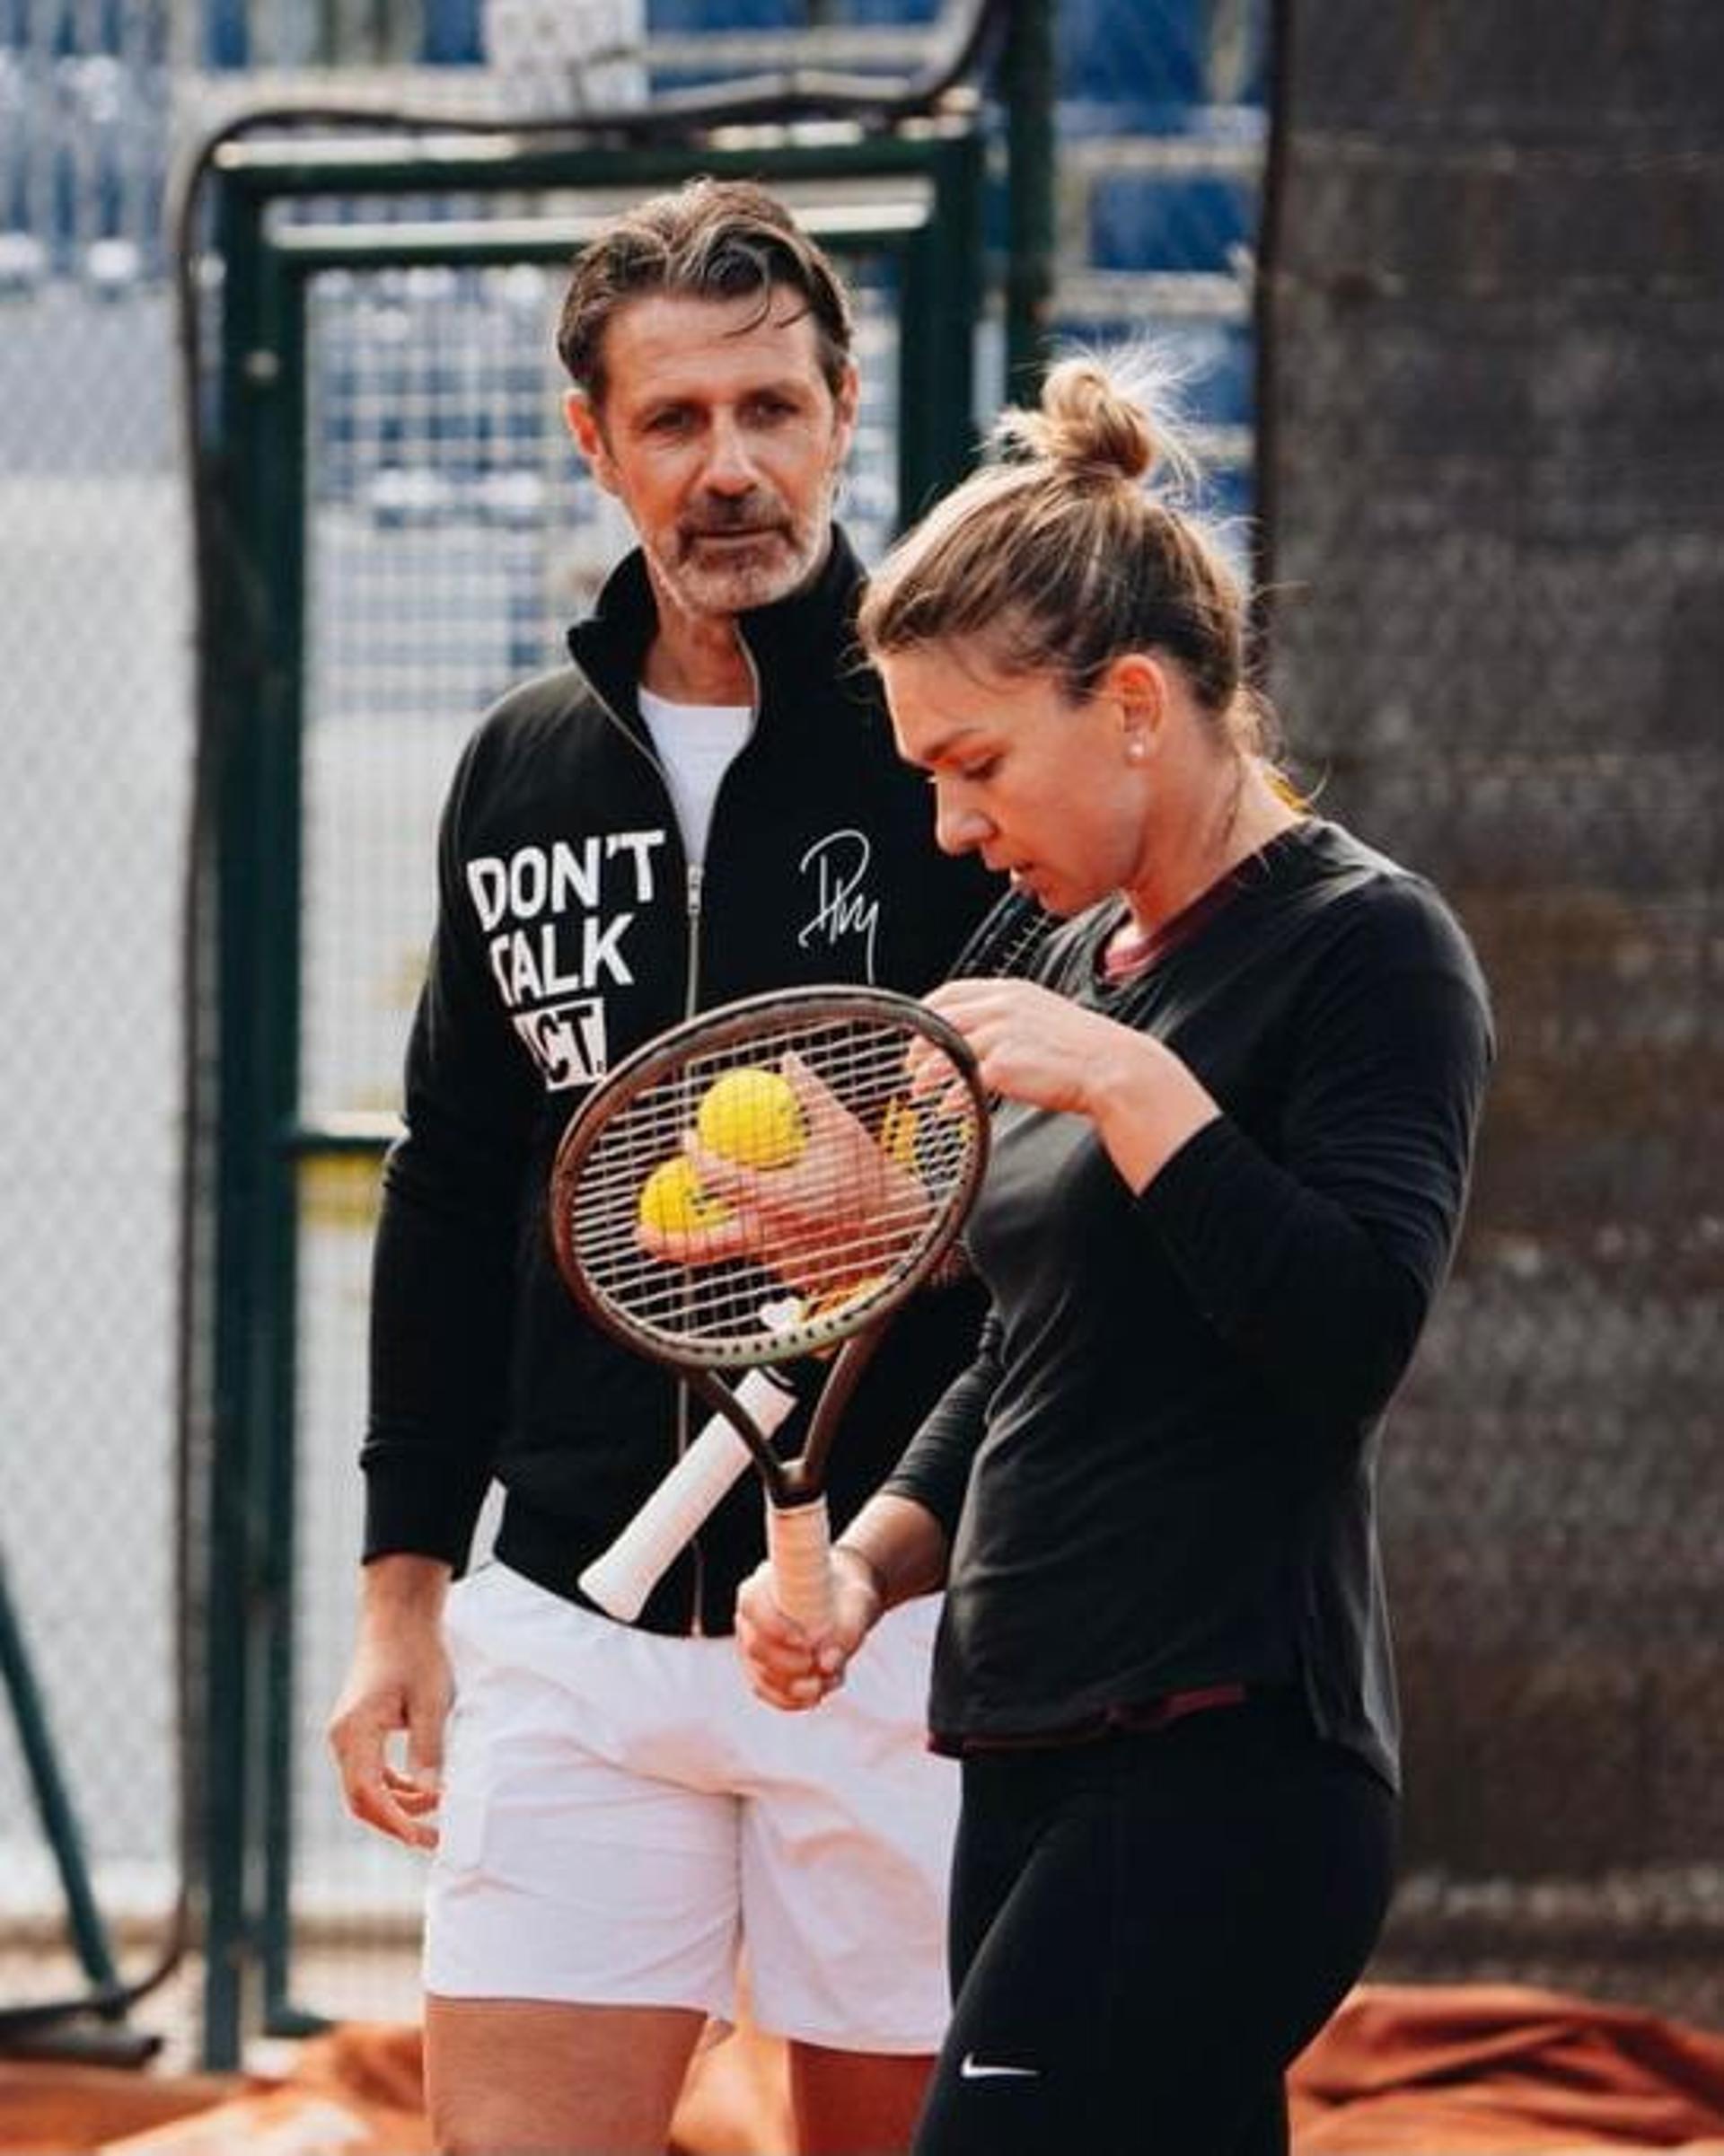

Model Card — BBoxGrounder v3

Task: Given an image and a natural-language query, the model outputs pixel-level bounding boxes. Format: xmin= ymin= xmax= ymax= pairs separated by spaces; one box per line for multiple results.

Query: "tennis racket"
xmin=949 ymin=885 xmax=1061 ymax=988
xmin=564 ymin=903 xmax=1052 ymax=1620
xmin=549 ymin=985 xmax=989 ymax=1632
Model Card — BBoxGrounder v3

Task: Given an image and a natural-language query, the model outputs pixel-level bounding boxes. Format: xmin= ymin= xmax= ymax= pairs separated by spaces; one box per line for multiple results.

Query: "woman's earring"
xmin=1126 ymin=737 xmax=1146 ymax=763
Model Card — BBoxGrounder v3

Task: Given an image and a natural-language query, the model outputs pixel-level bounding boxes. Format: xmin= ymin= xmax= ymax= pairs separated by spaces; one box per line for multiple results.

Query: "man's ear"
xmin=831 ymin=361 xmax=860 ymax=458
xmin=565 ymin=389 xmax=620 ymax=498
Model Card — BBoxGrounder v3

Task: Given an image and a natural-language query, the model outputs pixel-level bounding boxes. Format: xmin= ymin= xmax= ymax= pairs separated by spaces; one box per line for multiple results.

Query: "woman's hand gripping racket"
xmin=549 ymin=986 xmax=988 ymax=1633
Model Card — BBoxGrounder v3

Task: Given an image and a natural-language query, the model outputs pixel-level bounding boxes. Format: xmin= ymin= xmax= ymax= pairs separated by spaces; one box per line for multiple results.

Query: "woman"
xmin=733 ymin=355 xmax=1495 ymax=2155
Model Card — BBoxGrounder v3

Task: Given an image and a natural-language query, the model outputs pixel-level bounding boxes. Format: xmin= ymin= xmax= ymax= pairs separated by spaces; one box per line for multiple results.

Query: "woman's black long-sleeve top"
xmin=884 ymin=819 xmax=1495 ymax=1787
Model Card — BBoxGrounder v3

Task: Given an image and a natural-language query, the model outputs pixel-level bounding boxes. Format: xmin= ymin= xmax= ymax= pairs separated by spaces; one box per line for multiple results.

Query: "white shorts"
xmin=423 ymin=1561 xmax=957 ymax=2055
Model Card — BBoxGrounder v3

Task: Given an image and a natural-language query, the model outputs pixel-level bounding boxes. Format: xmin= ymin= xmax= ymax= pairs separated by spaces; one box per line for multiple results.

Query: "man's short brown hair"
xmin=556 ymin=178 xmax=855 ymax=409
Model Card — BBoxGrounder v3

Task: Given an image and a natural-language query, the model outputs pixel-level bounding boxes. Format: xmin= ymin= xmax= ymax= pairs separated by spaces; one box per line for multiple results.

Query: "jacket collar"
xmin=565 ymin=525 xmax=868 ymax=742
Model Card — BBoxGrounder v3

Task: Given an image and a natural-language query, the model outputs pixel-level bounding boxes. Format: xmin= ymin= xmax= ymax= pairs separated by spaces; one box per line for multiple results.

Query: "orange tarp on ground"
xmin=0 ymin=2015 xmax=792 ymax=2156
xmin=1291 ymin=1987 xmax=1724 ymax=2152
xmin=5 ymin=1984 xmax=1724 ymax=2152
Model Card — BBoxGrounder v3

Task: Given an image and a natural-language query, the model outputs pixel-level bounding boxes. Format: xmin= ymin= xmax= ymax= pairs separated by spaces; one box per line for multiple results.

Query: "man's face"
xmin=565 ymin=288 xmax=858 ymax=623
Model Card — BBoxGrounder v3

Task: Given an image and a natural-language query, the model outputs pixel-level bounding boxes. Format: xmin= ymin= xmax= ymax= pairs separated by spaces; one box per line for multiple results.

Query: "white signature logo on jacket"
xmin=797 ymin=829 xmax=880 ymax=981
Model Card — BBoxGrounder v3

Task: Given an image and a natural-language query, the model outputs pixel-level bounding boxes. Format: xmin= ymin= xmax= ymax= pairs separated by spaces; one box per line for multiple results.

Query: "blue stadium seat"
xmin=1059 ymin=0 xmax=1208 ymax=114
xmin=646 ymin=0 xmax=942 ymax=22
xmin=203 ymin=0 xmax=247 ymax=68
xmin=1088 ymin=168 xmax=1257 ymax=276
xmin=1054 ymin=0 xmax=1270 ymax=136
xmin=1058 ymin=92 xmax=1268 ymax=144
xmin=1200 ymin=457 xmax=1254 ymax=524
xmin=838 ymin=0 xmax=942 ymax=22
xmin=646 ymin=0 xmax=799 ymax=31
xmin=1055 ymin=310 xmax=1253 ymax=432
xmin=1178 ymin=314 xmax=1254 ymax=427
xmin=422 ymin=0 xmax=482 ymax=64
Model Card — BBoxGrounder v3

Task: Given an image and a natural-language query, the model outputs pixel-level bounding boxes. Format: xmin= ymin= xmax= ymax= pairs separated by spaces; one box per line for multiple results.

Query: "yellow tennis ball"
xmin=697 ymin=1067 xmax=805 ymax=1169
xmin=638 ymin=1157 xmax=732 ymax=1235
xmin=879 ymin=1096 xmax=919 ymax=1169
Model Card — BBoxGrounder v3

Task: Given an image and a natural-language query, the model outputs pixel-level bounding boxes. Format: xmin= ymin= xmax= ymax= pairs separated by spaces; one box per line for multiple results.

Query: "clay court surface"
xmin=8 ymin=1960 xmax=1724 ymax=2154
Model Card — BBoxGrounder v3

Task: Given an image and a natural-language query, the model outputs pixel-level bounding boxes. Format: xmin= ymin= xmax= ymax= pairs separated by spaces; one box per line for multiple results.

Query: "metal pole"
xmin=1250 ymin=0 xmax=1294 ymax=672
xmin=0 ymin=1550 xmax=125 ymax=1996
xmin=252 ymin=253 xmax=323 ymax=2040
xmin=1002 ymin=0 xmax=1057 ymax=399
xmin=200 ymin=168 xmax=273 ymax=2072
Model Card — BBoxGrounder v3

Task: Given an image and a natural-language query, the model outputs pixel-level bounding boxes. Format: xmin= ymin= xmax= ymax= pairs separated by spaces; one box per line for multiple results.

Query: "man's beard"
xmin=660 ymin=488 xmax=831 ymax=617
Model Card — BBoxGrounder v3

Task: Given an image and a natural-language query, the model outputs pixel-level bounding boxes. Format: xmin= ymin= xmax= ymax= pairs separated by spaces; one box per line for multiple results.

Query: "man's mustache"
xmin=681 ymin=495 xmax=787 ymax=538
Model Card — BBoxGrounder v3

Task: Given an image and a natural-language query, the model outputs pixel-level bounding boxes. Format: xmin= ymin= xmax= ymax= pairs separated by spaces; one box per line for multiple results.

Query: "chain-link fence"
xmin=0 ymin=0 xmax=188 ymax=2037
xmin=1263 ymin=0 xmax=1724 ymax=2026
xmin=0 ymin=1 xmax=171 ymax=283
xmin=10 ymin=0 xmax=1721 ymax=2066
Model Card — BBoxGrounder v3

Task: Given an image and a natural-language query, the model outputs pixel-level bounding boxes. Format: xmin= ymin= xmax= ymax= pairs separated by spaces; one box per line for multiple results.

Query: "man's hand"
xmin=326 ymin=1555 xmax=453 ymax=1851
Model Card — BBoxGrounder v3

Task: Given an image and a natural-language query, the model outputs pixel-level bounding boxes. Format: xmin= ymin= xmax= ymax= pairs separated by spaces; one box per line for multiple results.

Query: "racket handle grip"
xmin=768 ymin=1494 xmax=836 ymax=1638
xmin=578 ymin=1369 xmax=793 ymax=1622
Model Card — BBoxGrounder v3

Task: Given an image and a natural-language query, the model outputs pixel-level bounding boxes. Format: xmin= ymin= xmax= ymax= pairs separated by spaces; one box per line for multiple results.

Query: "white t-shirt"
xmin=637 ymin=688 xmax=753 ymax=867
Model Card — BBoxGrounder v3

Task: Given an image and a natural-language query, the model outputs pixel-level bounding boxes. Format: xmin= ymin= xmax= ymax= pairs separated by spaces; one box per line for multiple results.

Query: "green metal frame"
xmin=1002 ymin=0 xmax=1057 ymax=397
xmin=0 ymin=1549 xmax=126 ymax=2002
xmin=203 ymin=121 xmax=985 ymax=2068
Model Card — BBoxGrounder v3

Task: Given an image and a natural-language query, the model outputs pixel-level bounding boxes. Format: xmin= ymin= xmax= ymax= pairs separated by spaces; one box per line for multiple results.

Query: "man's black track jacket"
xmin=360 ymin=530 xmax=997 ymax=1634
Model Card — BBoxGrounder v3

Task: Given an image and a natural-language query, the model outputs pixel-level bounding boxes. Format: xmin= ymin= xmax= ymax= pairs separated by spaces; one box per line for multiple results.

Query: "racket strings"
xmin=951 ymin=888 xmax=1061 ymax=983
xmin=567 ymin=1015 xmax=979 ymax=1360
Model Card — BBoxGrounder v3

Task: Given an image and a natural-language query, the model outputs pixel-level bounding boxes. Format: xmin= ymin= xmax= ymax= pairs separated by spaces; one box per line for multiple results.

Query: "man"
xmin=327 ymin=180 xmax=995 ymax=2156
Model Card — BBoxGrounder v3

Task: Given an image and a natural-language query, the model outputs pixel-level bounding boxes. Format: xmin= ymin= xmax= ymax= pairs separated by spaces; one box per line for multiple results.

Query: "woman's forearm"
xmin=1081 ymin=1025 xmax=1221 ymax=1194
xmin=836 ymin=1492 xmax=950 ymax=1611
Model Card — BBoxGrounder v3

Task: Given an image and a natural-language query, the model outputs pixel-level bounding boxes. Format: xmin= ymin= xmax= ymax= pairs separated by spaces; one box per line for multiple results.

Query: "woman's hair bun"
xmin=994 ymin=356 xmax=1161 ymax=484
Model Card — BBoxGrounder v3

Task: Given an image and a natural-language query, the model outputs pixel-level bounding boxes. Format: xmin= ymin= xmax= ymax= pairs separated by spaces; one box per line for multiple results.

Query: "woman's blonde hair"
xmin=859 ymin=351 xmax=1273 ymax=758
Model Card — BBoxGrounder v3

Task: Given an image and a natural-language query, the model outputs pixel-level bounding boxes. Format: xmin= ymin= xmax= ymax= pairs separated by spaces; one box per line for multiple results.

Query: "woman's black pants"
xmin=912 ymin=1696 xmax=1397 ymax=2156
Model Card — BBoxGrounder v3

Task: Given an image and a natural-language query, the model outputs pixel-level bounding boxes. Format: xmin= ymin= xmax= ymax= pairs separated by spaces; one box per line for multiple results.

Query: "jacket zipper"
xmin=680 ymin=638 xmax=762 ymax=1632
xmin=675 ymin=643 xmax=764 ymax=1632
xmin=683 ymin=858 xmax=705 ymax=1017
xmin=571 ymin=645 xmax=760 ymax=1638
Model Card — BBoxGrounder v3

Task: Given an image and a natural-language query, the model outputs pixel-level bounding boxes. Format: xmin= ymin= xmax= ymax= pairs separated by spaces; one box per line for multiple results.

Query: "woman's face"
xmin=881 ymin=640 xmax=1155 ymax=918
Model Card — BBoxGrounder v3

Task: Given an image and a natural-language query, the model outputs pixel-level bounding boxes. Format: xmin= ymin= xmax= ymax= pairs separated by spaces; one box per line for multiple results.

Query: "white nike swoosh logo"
xmin=959 ymin=2053 xmax=1040 ymax=2080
